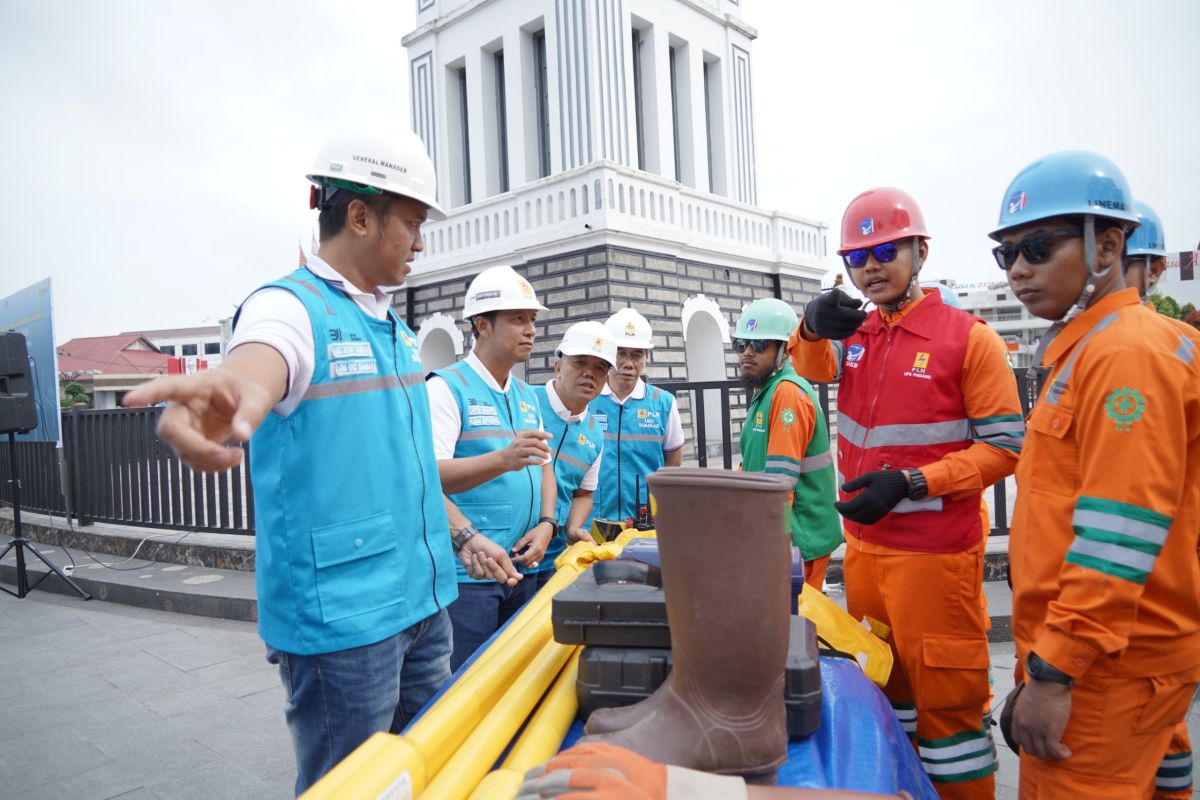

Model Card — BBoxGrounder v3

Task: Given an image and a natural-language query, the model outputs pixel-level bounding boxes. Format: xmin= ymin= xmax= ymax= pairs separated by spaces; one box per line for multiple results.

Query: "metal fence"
xmin=0 ymin=370 xmax=1038 ymax=537
xmin=0 ymin=407 xmax=254 ymax=534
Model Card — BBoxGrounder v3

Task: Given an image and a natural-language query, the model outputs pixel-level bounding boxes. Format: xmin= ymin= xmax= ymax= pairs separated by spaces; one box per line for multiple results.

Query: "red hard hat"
xmin=838 ymin=187 xmax=931 ymax=254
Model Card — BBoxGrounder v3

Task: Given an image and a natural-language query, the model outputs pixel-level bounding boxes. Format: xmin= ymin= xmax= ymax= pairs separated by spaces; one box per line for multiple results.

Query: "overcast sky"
xmin=2 ymin=0 xmax=1197 ymax=344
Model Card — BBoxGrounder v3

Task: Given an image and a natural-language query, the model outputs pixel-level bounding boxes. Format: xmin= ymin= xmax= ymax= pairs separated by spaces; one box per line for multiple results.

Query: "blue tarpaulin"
xmin=558 ymin=656 xmax=937 ymax=798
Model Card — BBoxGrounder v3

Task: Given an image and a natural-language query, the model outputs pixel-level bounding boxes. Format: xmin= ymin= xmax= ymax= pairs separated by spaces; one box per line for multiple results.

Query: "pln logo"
xmin=912 ymin=352 xmax=930 ymax=369
xmin=625 ymin=322 xmax=637 ymax=336
xmin=593 ymin=337 xmax=604 ymax=349
xmin=577 ymin=433 xmax=588 ymax=446
xmin=859 ymin=218 xmax=875 ymax=236
xmin=1007 ymin=191 xmax=1027 ymax=215
xmin=755 ymin=411 xmax=764 ymax=426
xmin=517 ymin=277 xmax=535 ymax=298
xmin=518 ymin=401 xmax=532 ymax=412
xmin=637 ymin=408 xmax=649 ymax=419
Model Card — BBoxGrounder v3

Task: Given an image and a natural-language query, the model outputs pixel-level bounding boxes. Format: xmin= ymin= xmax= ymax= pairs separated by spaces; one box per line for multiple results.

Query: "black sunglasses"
xmin=733 ymin=338 xmax=774 ymax=354
xmin=992 ymin=228 xmax=1081 ymax=271
xmin=842 ymin=241 xmax=899 ymax=269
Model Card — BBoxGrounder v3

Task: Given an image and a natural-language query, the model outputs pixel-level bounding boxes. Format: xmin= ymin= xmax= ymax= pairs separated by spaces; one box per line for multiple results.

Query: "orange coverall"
xmin=1010 ymin=289 xmax=1200 ymax=798
xmin=1149 ymin=307 xmax=1200 ymax=800
xmin=790 ymin=289 xmax=1023 ymax=800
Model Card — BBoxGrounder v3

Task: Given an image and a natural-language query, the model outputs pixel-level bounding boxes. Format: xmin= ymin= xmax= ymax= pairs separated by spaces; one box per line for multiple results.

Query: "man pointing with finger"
xmin=426 ymin=265 xmax=558 ymax=670
xmin=124 ymin=126 xmax=457 ymax=795
xmin=788 ymin=188 xmax=1024 ymax=799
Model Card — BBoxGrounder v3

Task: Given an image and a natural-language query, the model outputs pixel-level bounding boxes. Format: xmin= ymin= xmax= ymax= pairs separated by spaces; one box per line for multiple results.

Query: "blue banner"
xmin=0 ymin=278 xmax=61 ymax=443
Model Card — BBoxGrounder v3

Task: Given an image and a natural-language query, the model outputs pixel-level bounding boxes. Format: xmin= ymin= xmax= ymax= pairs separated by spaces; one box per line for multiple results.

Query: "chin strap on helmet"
xmin=1028 ymin=214 xmax=1116 ymax=389
xmin=881 ymin=236 xmax=924 ymax=313
xmin=1125 ymin=255 xmax=1153 ymax=301
xmin=1059 ymin=214 xmax=1112 ymax=326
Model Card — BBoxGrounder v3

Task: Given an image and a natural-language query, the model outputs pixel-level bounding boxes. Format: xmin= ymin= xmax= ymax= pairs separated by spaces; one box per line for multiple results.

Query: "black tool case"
xmin=551 ymin=559 xmax=670 ymax=648
xmin=575 ymin=616 xmax=822 ymax=739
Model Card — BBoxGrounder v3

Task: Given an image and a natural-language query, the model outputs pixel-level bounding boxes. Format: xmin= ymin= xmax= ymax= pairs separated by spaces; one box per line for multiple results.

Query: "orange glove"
xmin=518 ymin=743 xmax=747 ymax=800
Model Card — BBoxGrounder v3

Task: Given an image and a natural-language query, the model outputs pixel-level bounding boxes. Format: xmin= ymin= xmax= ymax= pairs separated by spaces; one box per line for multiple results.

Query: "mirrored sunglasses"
xmin=842 ymin=242 xmax=899 ymax=269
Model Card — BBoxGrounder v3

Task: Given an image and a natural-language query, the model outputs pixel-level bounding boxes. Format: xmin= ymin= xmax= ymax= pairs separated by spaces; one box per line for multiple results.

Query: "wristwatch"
xmin=538 ymin=516 xmax=560 ymax=536
xmin=906 ymin=469 xmax=929 ymax=501
xmin=451 ymin=524 xmax=480 ymax=554
xmin=1026 ymin=651 xmax=1075 ymax=687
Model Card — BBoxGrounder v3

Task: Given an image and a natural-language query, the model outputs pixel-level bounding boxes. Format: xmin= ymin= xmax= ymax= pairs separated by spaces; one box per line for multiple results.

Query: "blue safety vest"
xmin=433 ymin=360 xmax=542 ymax=582
xmin=588 ymin=384 xmax=675 ymax=523
xmin=534 ymin=384 xmax=604 ymax=571
xmin=248 ymin=268 xmax=457 ymax=656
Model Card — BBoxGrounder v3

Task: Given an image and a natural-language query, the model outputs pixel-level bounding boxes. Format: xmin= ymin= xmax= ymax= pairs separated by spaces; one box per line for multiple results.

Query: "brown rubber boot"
xmin=583 ymin=690 xmax=663 ymax=736
xmin=581 ymin=468 xmax=793 ymax=781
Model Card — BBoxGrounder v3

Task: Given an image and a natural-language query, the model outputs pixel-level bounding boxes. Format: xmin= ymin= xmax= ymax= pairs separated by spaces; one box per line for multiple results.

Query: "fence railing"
xmin=0 ymin=407 xmax=254 ymax=535
xmin=0 ymin=370 xmax=1039 ymax=538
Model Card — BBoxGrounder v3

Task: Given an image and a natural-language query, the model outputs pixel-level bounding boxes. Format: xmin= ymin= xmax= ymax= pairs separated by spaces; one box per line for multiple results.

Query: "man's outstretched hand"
xmin=123 ymin=346 xmax=285 ymax=472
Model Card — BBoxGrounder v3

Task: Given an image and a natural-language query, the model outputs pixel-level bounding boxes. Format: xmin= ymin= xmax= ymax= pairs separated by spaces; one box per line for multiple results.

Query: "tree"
xmin=1151 ymin=293 xmax=1183 ymax=320
xmin=62 ymin=381 xmax=90 ymax=407
xmin=1184 ymin=309 xmax=1200 ymax=332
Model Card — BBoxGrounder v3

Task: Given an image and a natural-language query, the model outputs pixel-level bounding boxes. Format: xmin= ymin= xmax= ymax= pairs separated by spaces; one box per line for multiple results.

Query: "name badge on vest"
xmin=467 ymin=402 xmax=501 ymax=428
xmin=330 ymin=359 xmax=378 ymax=378
xmin=328 ymin=342 xmax=373 ymax=360
xmin=593 ymin=413 xmax=608 ymax=431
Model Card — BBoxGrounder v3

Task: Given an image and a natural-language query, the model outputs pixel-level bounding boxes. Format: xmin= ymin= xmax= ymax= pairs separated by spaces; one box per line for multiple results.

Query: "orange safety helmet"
xmin=838 ymin=187 xmax=931 ymax=254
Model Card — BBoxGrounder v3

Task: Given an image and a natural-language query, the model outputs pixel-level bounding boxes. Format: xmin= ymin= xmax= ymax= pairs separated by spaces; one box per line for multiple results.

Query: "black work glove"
xmin=803 ymin=288 xmax=868 ymax=340
xmin=835 ymin=470 xmax=909 ymax=525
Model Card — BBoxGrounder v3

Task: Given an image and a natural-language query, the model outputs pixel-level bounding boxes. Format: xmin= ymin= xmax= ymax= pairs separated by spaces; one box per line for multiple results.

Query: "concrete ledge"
xmin=0 ymin=534 xmax=257 ymax=622
xmin=0 ymin=508 xmax=255 ymax=571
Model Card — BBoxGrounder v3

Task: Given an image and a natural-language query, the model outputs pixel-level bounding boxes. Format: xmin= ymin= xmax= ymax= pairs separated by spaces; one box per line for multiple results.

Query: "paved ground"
xmin=1 ymin=587 xmax=1195 ymax=799
xmin=0 ymin=592 xmax=293 ymax=800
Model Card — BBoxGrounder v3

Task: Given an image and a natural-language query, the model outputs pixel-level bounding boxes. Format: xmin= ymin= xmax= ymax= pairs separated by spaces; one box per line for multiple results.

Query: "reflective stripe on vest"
xmin=536 ymin=384 xmax=604 ymax=570
xmin=588 ymin=386 xmax=674 ymax=523
xmin=834 ymin=295 xmax=984 ymax=551
xmin=434 ymin=361 xmax=542 ymax=581
xmin=249 ymin=268 xmax=456 ymax=655
xmin=838 ymin=414 xmax=970 ymax=449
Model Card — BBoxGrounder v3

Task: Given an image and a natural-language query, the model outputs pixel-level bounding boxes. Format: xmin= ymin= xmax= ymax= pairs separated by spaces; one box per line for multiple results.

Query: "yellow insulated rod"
xmin=501 ymin=648 xmax=581 ymax=772
xmin=407 ymin=615 xmax=553 ymax=779
xmin=302 ymin=616 xmax=553 ymax=800
xmin=421 ymin=637 xmax=575 ymax=800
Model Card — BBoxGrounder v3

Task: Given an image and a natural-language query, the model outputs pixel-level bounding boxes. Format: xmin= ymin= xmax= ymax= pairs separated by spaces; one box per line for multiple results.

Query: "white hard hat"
xmin=604 ymin=308 xmax=654 ymax=350
xmin=556 ymin=321 xmax=618 ymax=368
xmin=462 ymin=265 xmax=549 ymax=319
xmin=308 ymin=126 xmax=446 ymax=221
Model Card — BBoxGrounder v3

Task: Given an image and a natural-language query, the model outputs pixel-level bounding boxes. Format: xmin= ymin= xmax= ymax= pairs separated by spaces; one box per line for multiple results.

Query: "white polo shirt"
xmin=543 ymin=379 xmax=602 ymax=491
xmin=599 ymin=378 xmax=686 ymax=452
xmin=228 ymin=256 xmax=395 ymax=417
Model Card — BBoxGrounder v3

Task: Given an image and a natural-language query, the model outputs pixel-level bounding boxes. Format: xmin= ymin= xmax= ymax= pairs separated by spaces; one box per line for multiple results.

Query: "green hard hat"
xmin=734 ymin=298 xmax=798 ymax=341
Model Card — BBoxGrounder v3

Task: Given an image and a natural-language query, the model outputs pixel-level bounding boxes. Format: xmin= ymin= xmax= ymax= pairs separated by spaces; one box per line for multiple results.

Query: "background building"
xmin=125 ymin=325 xmax=224 ymax=367
xmin=392 ymin=0 xmax=831 ymax=458
xmin=928 ymin=279 xmax=1049 ymax=369
xmin=56 ymin=334 xmax=171 ymax=410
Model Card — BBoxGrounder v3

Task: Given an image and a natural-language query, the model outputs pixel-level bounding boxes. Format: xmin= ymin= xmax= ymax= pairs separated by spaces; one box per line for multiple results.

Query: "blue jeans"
xmin=266 ymin=608 xmax=452 ymax=796
xmin=447 ymin=579 xmax=538 ymax=671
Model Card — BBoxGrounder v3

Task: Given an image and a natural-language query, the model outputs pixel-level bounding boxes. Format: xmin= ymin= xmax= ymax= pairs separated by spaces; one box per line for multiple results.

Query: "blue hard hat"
xmin=1126 ymin=200 xmax=1167 ymax=257
xmin=934 ymin=284 xmax=963 ymax=309
xmin=989 ymin=150 xmax=1140 ymax=240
